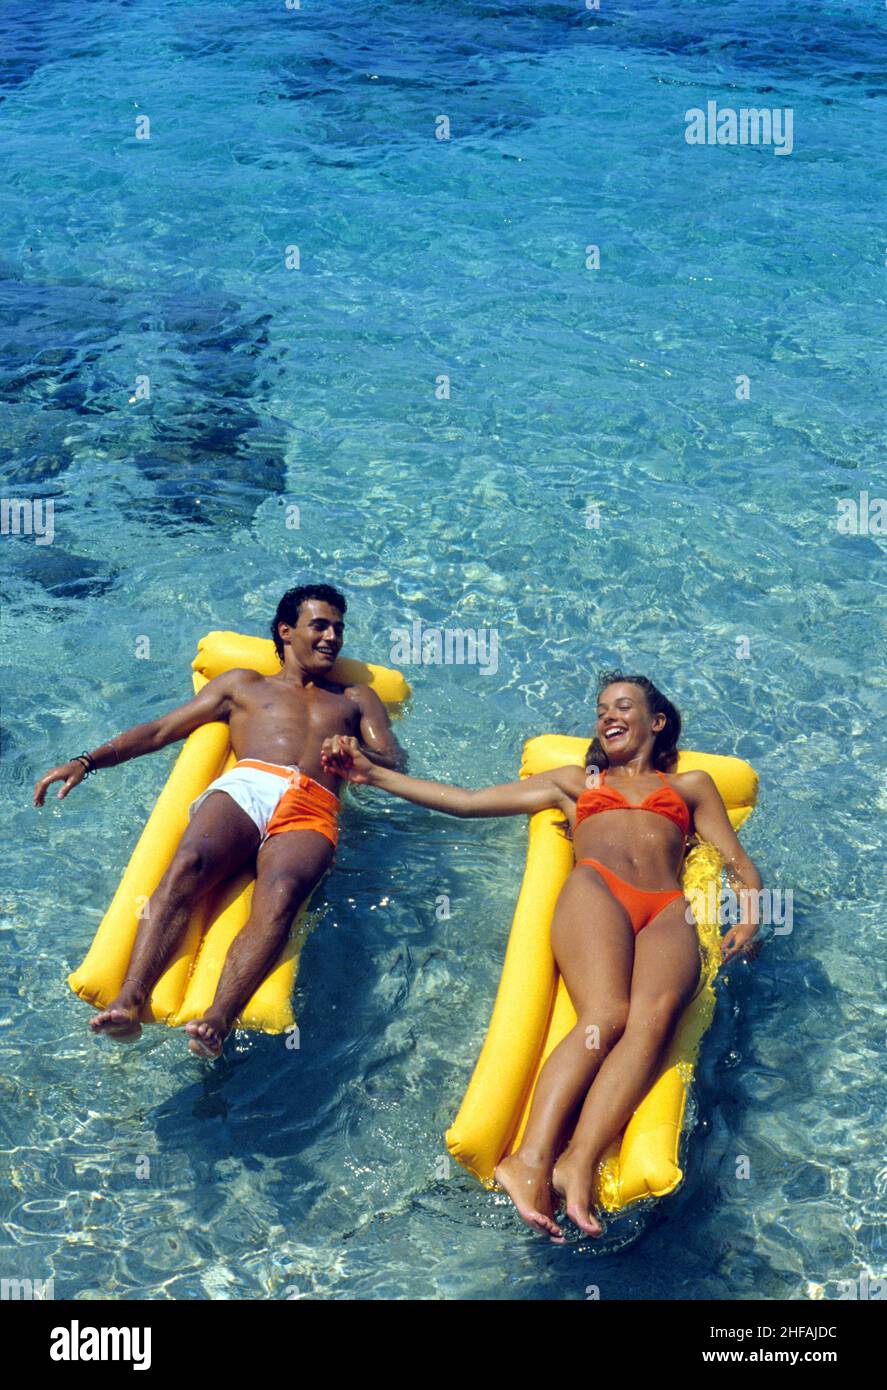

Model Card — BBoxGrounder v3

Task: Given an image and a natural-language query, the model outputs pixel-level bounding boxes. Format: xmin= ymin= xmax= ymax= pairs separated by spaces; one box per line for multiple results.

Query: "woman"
xmin=321 ymin=672 xmax=762 ymax=1240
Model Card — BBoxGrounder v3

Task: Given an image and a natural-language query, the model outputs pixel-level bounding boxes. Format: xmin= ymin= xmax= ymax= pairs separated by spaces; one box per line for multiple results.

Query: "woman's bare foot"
xmin=185 ymin=1013 xmax=230 ymax=1059
xmin=89 ymin=984 xmax=144 ymax=1042
xmin=494 ymin=1152 xmax=564 ymax=1241
xmin=552 ymin=1149 xmax=604 ymax=1237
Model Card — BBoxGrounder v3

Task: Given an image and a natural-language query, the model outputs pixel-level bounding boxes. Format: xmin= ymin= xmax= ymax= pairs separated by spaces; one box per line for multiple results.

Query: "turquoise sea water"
xmin=1 ymin=0 xmax=885 ymax=1300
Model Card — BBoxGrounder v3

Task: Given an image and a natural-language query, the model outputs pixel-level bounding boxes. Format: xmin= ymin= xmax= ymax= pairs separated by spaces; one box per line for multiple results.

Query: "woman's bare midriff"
xmin=572 ymin=808 xmax=686 ymax=891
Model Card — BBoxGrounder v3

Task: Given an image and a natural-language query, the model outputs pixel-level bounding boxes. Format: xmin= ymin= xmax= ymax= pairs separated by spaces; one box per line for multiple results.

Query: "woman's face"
xmin=595 ymin=682 xmax=664 ymax=759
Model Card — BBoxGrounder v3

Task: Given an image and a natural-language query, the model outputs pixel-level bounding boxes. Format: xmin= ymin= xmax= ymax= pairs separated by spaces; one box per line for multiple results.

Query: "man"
xmin=33 ymin=583 xmax=406 ymax=1057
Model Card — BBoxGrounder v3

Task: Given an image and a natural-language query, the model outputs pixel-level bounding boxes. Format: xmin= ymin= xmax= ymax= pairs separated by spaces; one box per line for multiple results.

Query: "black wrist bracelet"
xmin=75 ymin=751 xmax=97 ymax=776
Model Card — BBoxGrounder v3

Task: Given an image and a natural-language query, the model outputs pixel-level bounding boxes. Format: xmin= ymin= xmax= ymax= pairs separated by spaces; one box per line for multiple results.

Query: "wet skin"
xmin=322 ymin=682 xmax=762 ymax=1239
xmin=34 ymin=601 xmax=406 ymax=1056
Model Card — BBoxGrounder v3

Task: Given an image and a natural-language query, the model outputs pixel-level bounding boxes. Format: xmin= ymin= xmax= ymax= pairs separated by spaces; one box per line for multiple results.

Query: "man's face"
xmin=280 ymin=600 xmax=344 ymax=671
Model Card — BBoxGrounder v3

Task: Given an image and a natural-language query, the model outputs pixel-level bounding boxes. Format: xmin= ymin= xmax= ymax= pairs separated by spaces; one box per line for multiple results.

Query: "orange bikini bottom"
xmin=575 ymin=858 xmax=685 ymax=935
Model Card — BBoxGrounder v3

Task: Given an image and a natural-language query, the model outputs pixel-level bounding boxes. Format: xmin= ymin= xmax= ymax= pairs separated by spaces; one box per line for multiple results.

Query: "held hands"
xmin=320 ymin=735 xmax=376 ymax=785
xmin=33 ymin=760 xmax=88 ymax=806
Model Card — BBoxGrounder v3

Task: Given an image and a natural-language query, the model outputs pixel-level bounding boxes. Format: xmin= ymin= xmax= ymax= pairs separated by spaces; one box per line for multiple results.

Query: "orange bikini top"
xmin=574 ymin=769 xmax=690 ymax=837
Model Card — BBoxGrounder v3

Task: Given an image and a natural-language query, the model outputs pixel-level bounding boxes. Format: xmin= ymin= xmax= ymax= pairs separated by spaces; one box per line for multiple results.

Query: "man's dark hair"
xmin=270 ymin=584 xmax=347 ymax=661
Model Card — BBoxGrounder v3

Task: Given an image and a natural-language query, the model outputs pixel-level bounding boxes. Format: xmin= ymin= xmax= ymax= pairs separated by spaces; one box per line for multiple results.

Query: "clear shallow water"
xmin=1 ymin=0 xmax=885 ymax=1300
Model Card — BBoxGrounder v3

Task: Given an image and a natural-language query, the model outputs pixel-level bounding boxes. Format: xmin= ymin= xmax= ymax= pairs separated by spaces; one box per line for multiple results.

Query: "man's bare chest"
xmin=241 ymin=682 xmax=359 ymax=732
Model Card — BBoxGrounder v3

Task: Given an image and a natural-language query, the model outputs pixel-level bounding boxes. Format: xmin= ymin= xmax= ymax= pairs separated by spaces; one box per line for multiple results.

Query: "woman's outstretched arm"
xmin=321 ymin=735 xmax=582 ymax=818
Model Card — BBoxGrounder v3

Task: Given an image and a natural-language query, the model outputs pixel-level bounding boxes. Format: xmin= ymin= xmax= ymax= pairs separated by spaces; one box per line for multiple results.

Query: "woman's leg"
xmin=553 ymin=897 xmax=702 ymax=1235
xmin=494 ymin=865 xmax=635 ymax=1239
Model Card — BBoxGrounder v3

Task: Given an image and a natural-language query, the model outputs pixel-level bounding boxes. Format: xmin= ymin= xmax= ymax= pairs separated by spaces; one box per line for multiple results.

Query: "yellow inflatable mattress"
xmin=445 ymin=735 xmax=758 ymax=1214
xmin=68 ymin=631 xmax=410 ymax=1033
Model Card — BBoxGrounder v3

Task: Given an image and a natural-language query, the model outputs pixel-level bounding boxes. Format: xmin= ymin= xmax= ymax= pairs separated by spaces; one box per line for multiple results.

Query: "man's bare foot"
xmin=552 ymin=1149 xmax=604 ymax=1237
xmin=89 ymin=986 xmax=144 ymax=1042
xmin=185 ymin=1013 xmax=230 ymax=1059
xmin=494 ymin=1152 xmax=564 ymax=1241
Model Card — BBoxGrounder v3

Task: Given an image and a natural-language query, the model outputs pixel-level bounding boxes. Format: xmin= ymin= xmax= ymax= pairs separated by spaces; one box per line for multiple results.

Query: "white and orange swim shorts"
xmin=188 ymin=758 xmax=339 ymax=849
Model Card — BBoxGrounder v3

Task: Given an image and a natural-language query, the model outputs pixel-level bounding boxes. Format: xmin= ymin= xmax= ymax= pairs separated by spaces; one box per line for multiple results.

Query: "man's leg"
xmin=185 ymin=828 xmax=335 ymax=1057
xmin=91 ymin=792 xmax=261 ymax=1040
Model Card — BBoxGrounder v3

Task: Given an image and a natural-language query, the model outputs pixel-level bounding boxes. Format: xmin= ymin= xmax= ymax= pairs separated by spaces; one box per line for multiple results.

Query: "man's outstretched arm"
xmin=33 ymin=669 xmax=244 ymax=806
xmin=348 ymin=684 xmax=408 ymax=772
